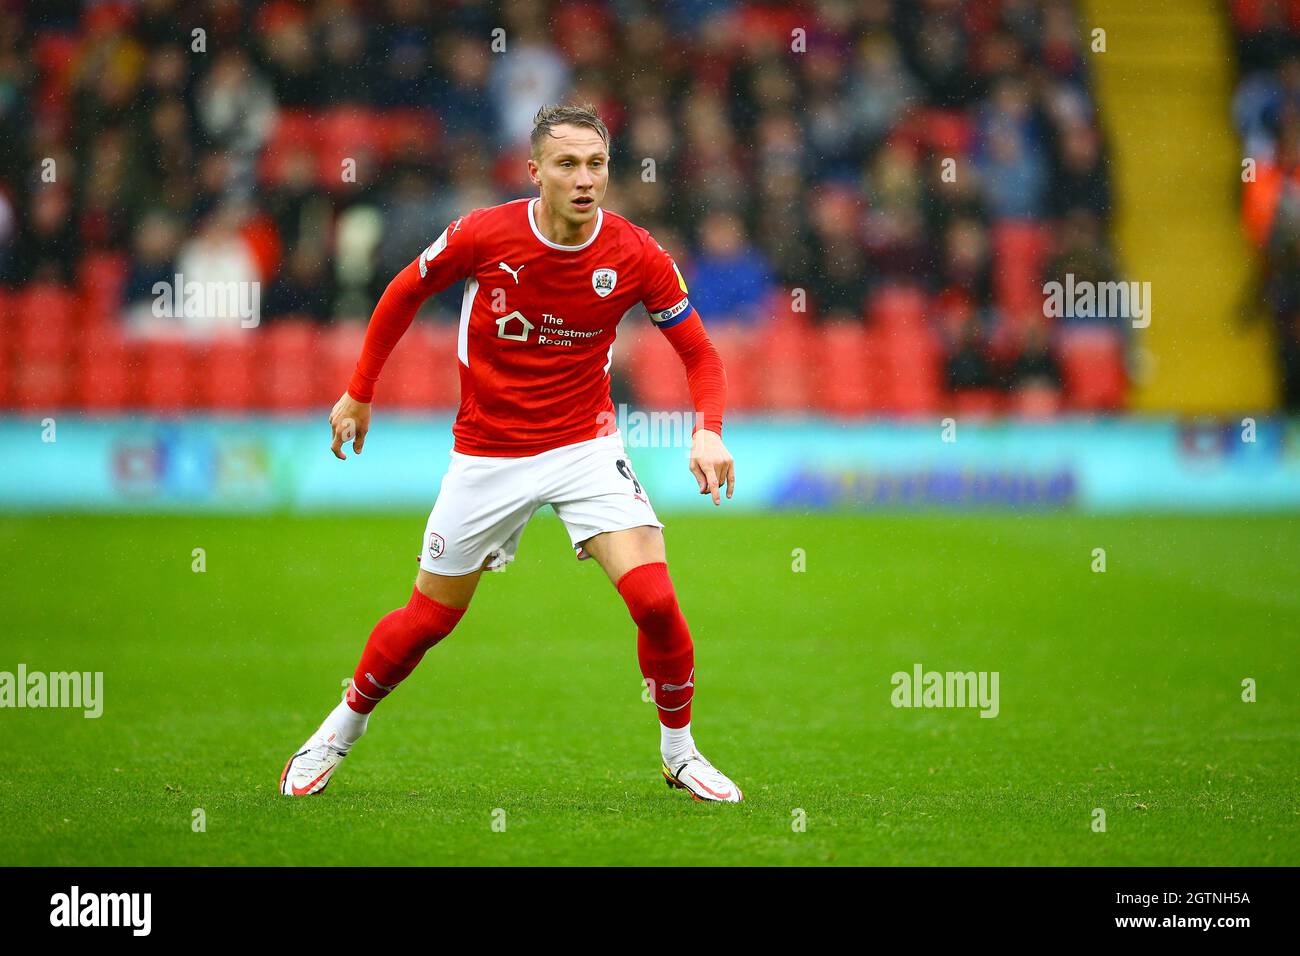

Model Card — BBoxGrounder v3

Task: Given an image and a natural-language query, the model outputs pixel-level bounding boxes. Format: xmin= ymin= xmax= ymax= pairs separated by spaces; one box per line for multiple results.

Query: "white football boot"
xmin=662 ymin=749 xmax=744 ymax=803
xmin=279 ymin=728 xmax=349 ymax=797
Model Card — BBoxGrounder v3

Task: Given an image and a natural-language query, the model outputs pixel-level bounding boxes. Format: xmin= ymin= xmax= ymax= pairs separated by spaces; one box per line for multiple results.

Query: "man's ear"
xmin=526 ymin=159 xmax=540 ymax=186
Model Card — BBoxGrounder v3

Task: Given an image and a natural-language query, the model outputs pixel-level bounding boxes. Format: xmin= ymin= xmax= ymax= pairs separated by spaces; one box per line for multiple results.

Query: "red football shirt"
xmin=401 ymin=198 xmax=694 ymax=456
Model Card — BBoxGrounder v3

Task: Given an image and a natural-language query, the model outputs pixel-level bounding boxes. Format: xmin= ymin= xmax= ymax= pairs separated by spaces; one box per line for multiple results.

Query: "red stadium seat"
xmin=140 ymin=339 xmax=196 ymax=413
xmin=1010 ymin=384 xmax=1063 ymax=419
xmin=754 ymin=317 xmax=811 ymax=412
xmin=195 ymin=335 xmax=260 ymax=411
xmin=385 ymin=324 xmax=453 ymax=410
xmin=764 ymin=285 xmax=814 ymax=330
xmin=15 ymin=285 xmax=79 ymax=359
xmin=78 ymin=251 xmax=129 ymax=325
xmin=321 ymin=322 xmax=368 ymax=405
xmin=813 ymin=323 xmax=877 ymax=416
xmin=1059 ymin=326 xmax=1127 ymax=411
xmin=423 ymin=325 xmax=462 ymax=408
xmin=259 ymin=110 xmax=318 ymax=184
xmin=703 ymin=323 xmax=759 ymax=411
xmin=919 ymin=108 xmax=974 ymax=154
xmin=0 ymin=289 xmax=11 ymax=407
xmin=34 ymin=32 xmax=78 ymax=86
xmin=78 ymin=326 xmax=134 ymax=412
xmin=876 ymin=324 xmax=943 ymax=416
xmin=261 ymin=319 xmax=322 ymax=412
xmin=12 ymin=356 xmax=70 ymax=412
xmin=993 ymin=221 xmax=1054 ymax=318
xmin=870 ymin=284 xmax=928 ymax=332
xmin=381 ymin=109 xmax=441 ymax=161
xmin=950 ymin=389 xmax=1004 ymax=419
xmin=317 ymin=108 xmax=382 ymax=187
xmin=11 ymin=284 xmax=78 ymax=411
xmin=624 ymin=319 xmax=764 ymax=414
xmin=626 ymin=324 xmax=689 ymax=410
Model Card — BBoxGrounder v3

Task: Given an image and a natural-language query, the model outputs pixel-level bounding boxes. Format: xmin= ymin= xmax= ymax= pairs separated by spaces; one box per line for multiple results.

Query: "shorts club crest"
xmin=427 ymin=533 xmax=446 ymax=561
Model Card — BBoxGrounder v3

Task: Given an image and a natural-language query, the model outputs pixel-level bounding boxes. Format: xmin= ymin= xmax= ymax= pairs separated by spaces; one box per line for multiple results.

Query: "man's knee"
xmin=616 ymin=561 xmax=682 ymax=632
xmin=415 ymin=567 xmax=480 ymax=610
xmin=377 ymin=586 xmax=467 ymax=664
xmin=585 ymin=525 xmax=666 ymax=583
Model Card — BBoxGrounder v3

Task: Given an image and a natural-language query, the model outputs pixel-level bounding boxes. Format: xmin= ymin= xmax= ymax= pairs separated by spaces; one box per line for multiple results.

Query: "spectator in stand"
xmin=1259 ymin=133 xmax=1300 ymax=411
xmin=898 ymin=1 xmax=976 ymax=108
xmin=319 ymin=9 xmax=374 ymax=107
xmin=864 ymin=141 xmax=930 ymax=284
xmin=0 ymin=15 xmax=31 ymax=193
xmin=1232 ymin=0 xmax=1297 ymax=75
xmin=256 ymin=5 xmax=320 ymax=108
xmin=194 ymin=48 xmax=277 ymax=188
xmin=849 ymin=35 xmax=918 ymax=152
xmin=488 ymin=19 xmax=570 ymax=147
xmin=122 ymin=209 xmax=182 ymax=307
xmin=1230 ymin=9 xmax=1300 ymax=410
xmin=946 ymin=313 xmax=999 ymax=394
xmin=1232 ymin=55 xmax=1300 ymax=160
xmin=7 ymin=186 xmax=78 ymax=285
xmin=80 ymin=127 xmax=145 ymax=252
xmin=975 ymin=78 xmax=1051 ymax=221
xmin=804 ymin=48 xmax=858 ymax=179
xmin=936 ymin=217 xmax=995 ymax=316
xmin=1264 ymin=219 xmax=1300 ymax=410
xmin=374 ymin=165 xmax=441 ymax=289
xmin=262 ymin=243 xmax=334 ymax=322
xmin=808 ymin=187 xmax=870 ymax=324
xmin=1009 ymin=318 xmax=1064 ymax=394
xmin=0 ymin=187 xmax=14 ymax=280
xmin=922 ymin=144 xmax=989 ymax=245
xmin=0 ymin=0 xmax=1116 ymax=415
xmin=132 ymin=204 xmax=260 ymax=337
xmin=1044 ymin=208 xmax=1125 ymax=327
xmin=1242 ymin=111 xmax=1300 ymax=248
xmin=687 ymin=210 xmax=774 ymax=327
xmin=755 ymin=167 xmax=816 ymax=288
xmin=678 ymin=89 xmax=749 ymax=232
xmin=1050 ymin=121 xmax=1110 ymax=221
xmin=433 ymin=32 xmax=495 ymax=142
xmin=376 ymin=0 xmax=435 ymax=108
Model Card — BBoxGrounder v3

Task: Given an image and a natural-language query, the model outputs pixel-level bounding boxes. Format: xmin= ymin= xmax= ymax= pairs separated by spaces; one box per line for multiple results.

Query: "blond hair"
xmin=530 ymin=103 xmax=611 ymax=159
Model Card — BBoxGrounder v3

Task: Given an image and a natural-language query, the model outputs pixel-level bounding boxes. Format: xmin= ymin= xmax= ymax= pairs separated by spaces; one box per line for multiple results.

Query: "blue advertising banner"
xmin=1 ymin=415 xmax=1297 ymax=513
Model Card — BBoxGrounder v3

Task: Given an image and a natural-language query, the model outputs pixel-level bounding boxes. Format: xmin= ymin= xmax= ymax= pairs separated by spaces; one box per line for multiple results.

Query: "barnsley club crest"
xmin=592 ymin=268 xmax=617 ymax=298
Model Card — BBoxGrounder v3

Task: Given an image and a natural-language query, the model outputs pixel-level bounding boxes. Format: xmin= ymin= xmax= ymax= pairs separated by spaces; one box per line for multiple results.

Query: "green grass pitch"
xmin=1 ymin=511 xmax=1296 ymax=866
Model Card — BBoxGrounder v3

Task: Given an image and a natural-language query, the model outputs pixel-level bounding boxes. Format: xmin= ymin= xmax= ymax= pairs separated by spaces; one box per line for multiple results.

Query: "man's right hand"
xmin=330 ymin=392 xmax=371 ymax=460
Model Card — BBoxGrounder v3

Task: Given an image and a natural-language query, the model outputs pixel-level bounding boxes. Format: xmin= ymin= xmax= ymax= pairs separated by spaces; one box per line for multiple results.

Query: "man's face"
xmin=528 ymin=123 xmax=609 ymax=227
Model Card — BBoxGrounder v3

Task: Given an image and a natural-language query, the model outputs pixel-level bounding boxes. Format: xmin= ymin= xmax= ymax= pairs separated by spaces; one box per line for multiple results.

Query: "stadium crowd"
xmin=0 ymin=0 xmax=1126 ymax=415
xmin=1233 ymin=0 xmax=1300 ymax=410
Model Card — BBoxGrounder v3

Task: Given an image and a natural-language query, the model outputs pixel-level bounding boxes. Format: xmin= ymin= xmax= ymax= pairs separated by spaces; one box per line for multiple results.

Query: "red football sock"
xmin=347 ymin=586 xmax=466 ymax=714
xmin=616 ymin=562 xmax=694 ymax=729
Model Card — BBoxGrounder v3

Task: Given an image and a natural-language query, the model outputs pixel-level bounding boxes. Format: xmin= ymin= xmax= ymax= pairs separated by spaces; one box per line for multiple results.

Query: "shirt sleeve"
xmin=346 ymin=213 xmax=476 ymax=402
xmin=640 ymin=234 xmax=693 ymax=330
xmin=658 ymin=309 xmax=726 ymax=436
xmin=641 ymin=234 xmax=725 ymax=435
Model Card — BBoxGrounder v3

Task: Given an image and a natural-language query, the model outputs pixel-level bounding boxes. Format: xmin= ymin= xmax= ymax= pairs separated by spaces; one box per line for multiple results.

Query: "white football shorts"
xmin=418 ymin=430 xmax=664 ymax=576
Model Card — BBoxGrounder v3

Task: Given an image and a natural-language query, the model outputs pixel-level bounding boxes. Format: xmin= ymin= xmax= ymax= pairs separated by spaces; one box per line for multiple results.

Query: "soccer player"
xmin=280 ymin=105 xmax=742 ymax=802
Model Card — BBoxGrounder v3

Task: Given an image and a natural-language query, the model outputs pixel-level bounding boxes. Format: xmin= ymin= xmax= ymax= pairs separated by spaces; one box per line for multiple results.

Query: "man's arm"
xmin=640 ymin=233 xmax=734 ymax=503
xmin=330 ymin=216 xmax=473 ymax=459
xmin=657 ymin=309 xmax=734 ymax=505
xmin=346 ymin=259 xmax=432 ymax=405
